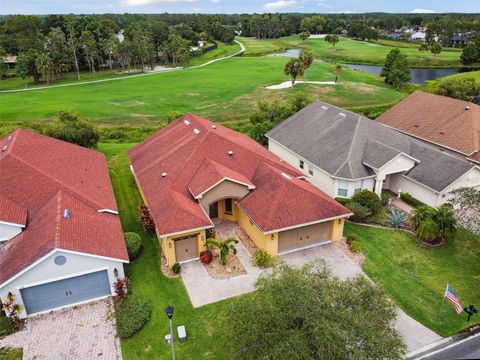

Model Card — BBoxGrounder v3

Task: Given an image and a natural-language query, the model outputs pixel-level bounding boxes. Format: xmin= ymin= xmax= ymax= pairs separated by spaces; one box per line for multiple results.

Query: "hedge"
xmin=335 ymin=197 xmax=350 ymax=206
xmin=400 ymin=192 xmax=427 ymax=208
xmin=115 ymin=294 xmax=152 ymax=339
xmin=124 ymin=232 xmax=142 ymax=261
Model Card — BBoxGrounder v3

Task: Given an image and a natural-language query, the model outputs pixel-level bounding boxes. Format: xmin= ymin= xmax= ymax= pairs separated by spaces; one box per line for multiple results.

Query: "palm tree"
xmin=299 ymin=50 xmax=313 ymax=83
xmin=334 ymin=64 xmax=342 ymax=83
xmin=416 ymin=219 xmax=440 ymax=242
xmin=35 ymin=53 xmax=53 ymax=85
xmin=284 ymin=58 xmax=304 ymax=87
xmin=434 ymin=205 xmax=457 ymax=241
xmin=411 ymin=206 xmax=436 ymax=229
xmin=205 ymin=237 xmax=239 ymax=266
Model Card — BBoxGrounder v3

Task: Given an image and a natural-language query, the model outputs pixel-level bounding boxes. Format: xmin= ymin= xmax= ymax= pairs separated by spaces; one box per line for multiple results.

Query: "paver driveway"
xmin=0 ymin=298 xmax=122 ymax=360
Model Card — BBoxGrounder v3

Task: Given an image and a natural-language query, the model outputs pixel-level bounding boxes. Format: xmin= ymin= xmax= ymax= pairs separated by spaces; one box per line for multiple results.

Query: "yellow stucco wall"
xmin=217 ymin=198 xmax=237 ymax=222
xmin=235 ymin=203 xmax=279 ymax=256
xmin=330 ymin=218 xmax=345 ymax=241
xmin=162 ymin=229 xmax=207 ymax=266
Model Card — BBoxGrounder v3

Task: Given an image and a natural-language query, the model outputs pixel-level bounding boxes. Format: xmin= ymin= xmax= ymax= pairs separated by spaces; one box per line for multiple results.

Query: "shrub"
xmin=172 ymin=262 xmax=181 ymax=274
xmin=0 ymin=316 xmax=13 ymax=337
xmin=124 ymin=232 xmax=142 ymax=260
xmin=351 ymin=190 xmax=382 ymax=216
xmin=45 ymin=111 xmax=99 ymax=148
xmin=205 ymin=228 xmax=215 ymax=239
xmin=200 ymin=250 xmax=213 ymax=264
xmin=113 ymin=277 xmax=130 ymax=300
xmin=252 ymin=249 xmax=274 ymax=268
xmin=346 ymin=202 xmax=372 ymax=223
xmin=346 ymin=234 xmax=361 ymax=253
xmin=400 ymin=193 xmax=427 ymax=208
xmin=335 ymin=197 xmax=350 ymax=206
xmin=115 ymin=294 xmax=152 ymax=339
xmin=387 ymin=208 xmax=408 ymax=229
xmin=139 ymin=205 xmax=155 ymax=233
xmin=380 ymin=191 xmax=390 ymax=206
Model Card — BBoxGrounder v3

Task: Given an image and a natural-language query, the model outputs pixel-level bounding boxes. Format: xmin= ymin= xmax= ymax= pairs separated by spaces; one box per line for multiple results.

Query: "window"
xmin=337 ymin=180 xmax=348 ymax=197
xmin=354 ymin=180 xmax=362 ymax=194
xmin=54 ymin=255 xmax=66 ymax=265
xmin=225 ymin=198 xmax=233 ymax=214
xmin=299 ymin=160 xmax=304 ymax=169
xmin=308 ymin=164 xmax=314 ymax=176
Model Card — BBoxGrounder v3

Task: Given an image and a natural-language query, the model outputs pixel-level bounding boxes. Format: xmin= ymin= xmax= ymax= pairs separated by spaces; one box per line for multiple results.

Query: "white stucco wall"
xmin=334 ymin=177 xmax=375 ymax=198
xmin=0 ymin=250 xmax=125 ymax=318
xmin=268 ymin=138 xmax=336 ymax=197
xmin=0 ymin=223 xmax=22 ymax=242
xmin=373 ymin=154 xmax=416 ymax=180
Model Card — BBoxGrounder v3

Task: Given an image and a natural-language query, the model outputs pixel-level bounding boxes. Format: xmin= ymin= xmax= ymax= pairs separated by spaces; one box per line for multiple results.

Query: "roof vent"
xmin=339 ymin=112 xmax=346 ymax=117
xmin=228 ymin=150 xmax=234 ymax=156
xmin=439 ymin=131 xmax=445 ymax=135
xmin=281 ymin=172 xmax=292 ymax=180
xmin=1 ymin=145 xmax=6 ymax=152
xmin=7 ymin=136 xmax=12 ymax=141
xmin=193 ymin=128 xmax=200 ymax=135
xmin=465 ymin=106 xmax=470 ymax=110
xmin=211 ymin=125 xmax=216 ymax=129
xmin=414 ymin=124 xmax=420 ymax=128
xmin=63 ymin=209 xmax=71 ymax=219
xmin=321 ymin=105 xmax=328 ymax=110
xmin=161 ymin=172 xmax=167 ymax=178
xmin=184 ymin=120 xmax=190 ymax=125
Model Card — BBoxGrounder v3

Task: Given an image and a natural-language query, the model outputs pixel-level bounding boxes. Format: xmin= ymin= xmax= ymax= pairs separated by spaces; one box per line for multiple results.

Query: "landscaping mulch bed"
xmin=235 ymin=227 xmax=258 ymax=256
xmin=159 ymin=253 xmax=180 ymax=278
xmin=337 ymin=238 xmax=365 ymax=267
xmin=203 ymin=253 xmax=246 ymax=279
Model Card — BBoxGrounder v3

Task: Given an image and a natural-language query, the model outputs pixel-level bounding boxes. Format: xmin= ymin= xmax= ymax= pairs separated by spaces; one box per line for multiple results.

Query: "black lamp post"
xmin=165 ymin=305 xmax=175 ymax=360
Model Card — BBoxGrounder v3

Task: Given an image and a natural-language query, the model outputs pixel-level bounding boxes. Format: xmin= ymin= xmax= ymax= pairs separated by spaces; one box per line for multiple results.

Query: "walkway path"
xmin=0 ymin=40 xmax=245 ymax=94
xmin=0 ymin=298 xmax=122 ymax=360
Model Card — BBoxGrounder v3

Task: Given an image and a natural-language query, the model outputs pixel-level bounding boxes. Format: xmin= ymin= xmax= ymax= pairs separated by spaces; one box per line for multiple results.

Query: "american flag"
xmin=444 ymin=284 xmax=463 ymax=314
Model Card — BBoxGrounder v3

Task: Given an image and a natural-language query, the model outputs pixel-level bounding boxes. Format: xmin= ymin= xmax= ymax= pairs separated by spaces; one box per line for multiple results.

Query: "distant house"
xmin=377 ymin=92 xmax=480 ymax=164
xmin=410 ymin=31 xmax=426 ymax=41
xmin=129 ymin=114 xmax=351 ymax=266
xmin=3 ymin=54 xmax=16 ymax=69
xmin=0 ymin=130 xmax=128 ymax=318
xmin=267 ymin=100 xmax=480 ymax=207
xmin=387 ymin=33 xmax=401 ymax=40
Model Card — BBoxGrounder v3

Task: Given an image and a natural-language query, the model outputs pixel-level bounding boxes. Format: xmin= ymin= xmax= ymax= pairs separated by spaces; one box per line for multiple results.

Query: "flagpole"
xmin=437 ymin=283 xmax=448 ymax=322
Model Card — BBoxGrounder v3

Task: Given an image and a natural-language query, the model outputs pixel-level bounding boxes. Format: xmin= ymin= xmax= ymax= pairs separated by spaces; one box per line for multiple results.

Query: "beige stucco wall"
xmin=198 ymin=180 xmax=250 ymax=213
xmin=330 ymin=218 xmax=345 ymax=241
xmin=235 ymin=203 xmax=279 ymax=256
xmin=162 ymin=229 xmax=206 ymax=266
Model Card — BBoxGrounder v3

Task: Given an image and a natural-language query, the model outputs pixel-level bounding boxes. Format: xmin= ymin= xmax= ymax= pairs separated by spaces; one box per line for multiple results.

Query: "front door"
xmin=209 ymin=202 xmax=218 ymax=218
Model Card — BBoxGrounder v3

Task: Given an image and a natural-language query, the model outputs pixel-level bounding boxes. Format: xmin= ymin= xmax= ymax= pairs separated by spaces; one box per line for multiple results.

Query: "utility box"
xmin=177 ymin=325 xmax=187 ymax=342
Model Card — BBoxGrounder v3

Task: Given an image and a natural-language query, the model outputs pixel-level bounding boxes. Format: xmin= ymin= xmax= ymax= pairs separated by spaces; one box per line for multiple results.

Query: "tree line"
xmin=0 ymin=14 xmax=235 ymax=82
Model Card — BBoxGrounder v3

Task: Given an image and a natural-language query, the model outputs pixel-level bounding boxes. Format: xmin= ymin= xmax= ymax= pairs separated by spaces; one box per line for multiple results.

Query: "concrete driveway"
xmin=181 ymin=239 xmax=441 ymax=353
xmin=0 ymin=298 xmax=122 ymax=360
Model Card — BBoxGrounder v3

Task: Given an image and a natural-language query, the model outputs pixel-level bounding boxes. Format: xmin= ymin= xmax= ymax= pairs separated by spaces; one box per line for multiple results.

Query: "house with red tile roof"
xmin=377 ymin=91 xmax=480 ymax=164
xmin=129 ymin=114 xmax=351 ymax=266
xmin=0 ymin=130 xmax=128 ymax=318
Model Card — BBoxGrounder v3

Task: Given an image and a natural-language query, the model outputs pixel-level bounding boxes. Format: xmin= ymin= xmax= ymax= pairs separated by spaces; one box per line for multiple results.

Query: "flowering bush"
xmin=1 ymin=293 xmax=24 ymax=322
xmin=113 ymin=277 xmax=130 ymax=299
xmin=139 ymin=205 xmax=155 ymax=233
xmin=200 ymin=249 xmax=213 ymax=264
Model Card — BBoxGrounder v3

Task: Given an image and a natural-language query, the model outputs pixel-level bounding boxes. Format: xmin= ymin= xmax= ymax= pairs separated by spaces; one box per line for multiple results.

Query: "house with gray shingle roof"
xmin=267 ymin=100 xmax=480 ymax=207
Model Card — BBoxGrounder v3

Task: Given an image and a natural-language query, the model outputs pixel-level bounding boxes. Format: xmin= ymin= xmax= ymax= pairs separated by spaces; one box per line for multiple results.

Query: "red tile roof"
xmin=0 ymin=130 xmax=128 ymax=286
xmin=189 ymin=159 xmax=255 ymax=198
xmin=0 ymin=194 xmax=27 ymax=227
xmin=377 ymin=91 xmax=480 ymax=156
xmin=129 ymin=114 xmax=351 ymax=236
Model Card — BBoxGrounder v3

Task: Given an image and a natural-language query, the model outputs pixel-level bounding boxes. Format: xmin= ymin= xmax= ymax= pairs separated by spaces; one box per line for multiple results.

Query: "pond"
xmin=343 ymin=64 xmax=479 ymax=84
xmin=267 ymin=49 xmax=479 ymax=84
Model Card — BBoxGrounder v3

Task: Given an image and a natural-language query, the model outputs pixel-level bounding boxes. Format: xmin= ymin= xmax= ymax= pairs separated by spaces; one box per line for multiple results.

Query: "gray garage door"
xmin=20 ymin=270 xmax=111 ymax=315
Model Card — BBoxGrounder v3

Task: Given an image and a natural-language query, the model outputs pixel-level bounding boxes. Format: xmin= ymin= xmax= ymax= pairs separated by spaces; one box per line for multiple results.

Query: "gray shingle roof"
xmin=266 ymin=100 xmax=475 ymax=192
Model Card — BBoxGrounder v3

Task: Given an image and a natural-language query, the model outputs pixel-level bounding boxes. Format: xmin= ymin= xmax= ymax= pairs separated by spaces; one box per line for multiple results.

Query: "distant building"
xmin=3 ymin=54 xmax=16 ymax=69
xmin=411 ymin=31 xmax=426 ymax=41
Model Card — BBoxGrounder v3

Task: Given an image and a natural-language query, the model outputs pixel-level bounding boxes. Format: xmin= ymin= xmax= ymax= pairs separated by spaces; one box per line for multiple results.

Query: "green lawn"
xmin=242 ymin=36 xmax=464 ymax=67
xmin=0 ymin=348 xmax=23 ymax=360
xmin=0 ymin=56 xmax=404 ymax=126
xmin=100 ymin=143 xmax=230 ymax=360
xmin=345 ymin=222 xmax=480 ymax=337
xmin=421 ymin=70 xmax=480 ymax=93
xmin=236 ymin=36 xmax=285 ymax=56
xmin=188 ymin=41 xmax=241 ymax=67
